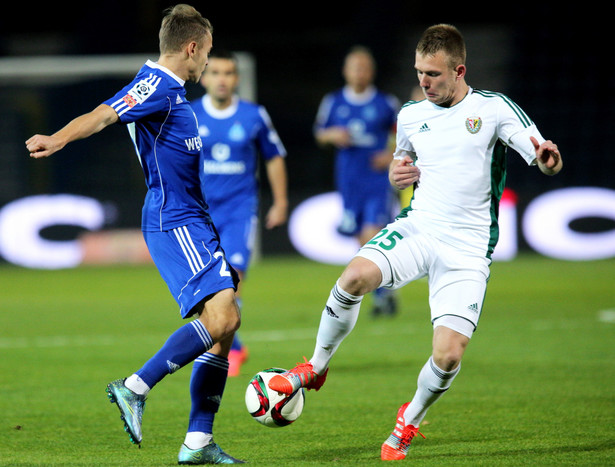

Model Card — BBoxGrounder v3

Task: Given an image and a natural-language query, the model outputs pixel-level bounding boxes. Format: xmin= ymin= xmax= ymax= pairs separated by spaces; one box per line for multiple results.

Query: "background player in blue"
xmin=314 ymin=45 xmax=400 ymax=316
xmin=25 ymin=5 xmax=245 ymax=464
xmin=191 ymin=49 xmax=288 ymax=376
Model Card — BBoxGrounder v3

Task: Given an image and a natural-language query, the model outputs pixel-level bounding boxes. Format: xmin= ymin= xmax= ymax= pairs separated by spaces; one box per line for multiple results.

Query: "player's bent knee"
xmin=432 ymin=325 xmax=469 ymax=371
xmin=432 ymin=352 xmax=462 ymax=372
xmin=432 ymin=340 xmax=464 ymax=371
xmin=197 ymin=290 xmax=241 ymax=340
xmin=339 ymin=257 xmax=382 ymax=296
xmin=215 ymin=306 xmax=241 ymax=336
xmin=200 ymin=309 xmax=240 ymax=342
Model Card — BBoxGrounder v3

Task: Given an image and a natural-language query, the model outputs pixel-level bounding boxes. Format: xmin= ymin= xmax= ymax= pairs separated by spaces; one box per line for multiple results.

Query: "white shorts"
xmin=355 ymin=216 xmax=491 ymax=337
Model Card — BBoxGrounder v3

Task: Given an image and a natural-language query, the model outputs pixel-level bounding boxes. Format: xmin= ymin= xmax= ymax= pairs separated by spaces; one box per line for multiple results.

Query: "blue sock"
xmin=188 ymin=352 xmax=229 ymax=433
xmin=136 ymin=320 xmax=213 ymax=389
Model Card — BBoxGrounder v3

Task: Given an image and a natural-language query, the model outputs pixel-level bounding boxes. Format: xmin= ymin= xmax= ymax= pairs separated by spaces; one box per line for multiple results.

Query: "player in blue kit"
xmin=191 ymin=49 xmax=288 ymax=377
xmin=25 ymin=5 xmax=244 ymax=464
xmin=314 ymin=46 xmax=400 ymax=316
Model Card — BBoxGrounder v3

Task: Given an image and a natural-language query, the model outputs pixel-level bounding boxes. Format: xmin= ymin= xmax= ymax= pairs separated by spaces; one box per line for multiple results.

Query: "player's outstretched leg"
xmin=106 ymin=379 xmax=147 ymax=446
xmin=268 ymin=280 xmax=362 ymax=395
xmin=178 ymin=441 xmax=245 ymax=464
xmin=380 ymin=402 xmax=425 ymax=461
xmin=268 ymin=357 xmax=329 ymax=395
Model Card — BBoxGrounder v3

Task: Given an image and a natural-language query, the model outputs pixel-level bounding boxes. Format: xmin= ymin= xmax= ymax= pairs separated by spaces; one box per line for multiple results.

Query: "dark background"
xmin=0 ymin=2 xmax=611 ymax=258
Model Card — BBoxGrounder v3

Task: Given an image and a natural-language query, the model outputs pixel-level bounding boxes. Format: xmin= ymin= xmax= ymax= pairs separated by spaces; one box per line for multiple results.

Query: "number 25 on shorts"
xmin=366 ymin=229 xmax=403 ymax=250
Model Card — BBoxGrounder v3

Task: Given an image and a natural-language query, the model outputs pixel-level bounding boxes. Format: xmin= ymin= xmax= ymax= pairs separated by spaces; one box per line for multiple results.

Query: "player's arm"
xmin=264 ymin=155 xmax=288 ymax=229
xmin=371 ymin=149 xmax=394 ymax=171
xmin=315 ymin=126 xmax=352 ymax=149
xmin=313 ymin=94 xmax=350 ymax=149
xmin=531 ymin=136 xmax=562 ymax=176
xmin=26 ymin=104 xmax=119 ymax=159
xmin=389 ymin=153 xmax=420 ymax=190
xmin=498 ymin=95 xmax=562 ymax=176
xmin=371 ymin=126 xmax=397 ymax=171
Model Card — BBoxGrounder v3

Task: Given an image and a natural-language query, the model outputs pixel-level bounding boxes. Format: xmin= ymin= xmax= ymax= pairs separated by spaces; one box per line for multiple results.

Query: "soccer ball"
xmin=245 ymin=368 xmax=305 ymax=428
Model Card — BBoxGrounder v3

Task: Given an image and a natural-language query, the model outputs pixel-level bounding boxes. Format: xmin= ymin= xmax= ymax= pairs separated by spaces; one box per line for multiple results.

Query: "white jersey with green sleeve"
xmin=394 ymin=87 xmax=544 ymax=258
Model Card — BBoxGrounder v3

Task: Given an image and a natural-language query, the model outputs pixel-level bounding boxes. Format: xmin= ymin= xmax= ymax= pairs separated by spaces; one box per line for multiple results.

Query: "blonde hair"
xmin=159 ymin=4 xmax=213 ymax=54
xmin=416 ymin=24 xmax=466 ymax=68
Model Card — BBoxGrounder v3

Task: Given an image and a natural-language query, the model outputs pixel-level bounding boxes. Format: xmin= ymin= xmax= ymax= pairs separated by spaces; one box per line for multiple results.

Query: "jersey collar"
xmin=201 ymin=94 xmax=239 ymax=119
xmin=342 ymin=84 xmax=377 ymax=105
xmin=145 ymin=60 xmax=185 ymax=86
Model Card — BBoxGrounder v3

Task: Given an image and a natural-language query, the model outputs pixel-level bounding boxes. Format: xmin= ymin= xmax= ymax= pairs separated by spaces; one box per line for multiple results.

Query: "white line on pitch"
xmin=0 ymin=324 xmax=418 ymax=350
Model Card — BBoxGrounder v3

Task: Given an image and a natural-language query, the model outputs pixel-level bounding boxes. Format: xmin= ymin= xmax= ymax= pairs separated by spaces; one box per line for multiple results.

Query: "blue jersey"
xmin=314 ymin=85 xmax=399 ymax=194
xmin=191 ymin=94 xmax=286 ymax=207
xmin=104 ymin=60 xmax=210 ymax=231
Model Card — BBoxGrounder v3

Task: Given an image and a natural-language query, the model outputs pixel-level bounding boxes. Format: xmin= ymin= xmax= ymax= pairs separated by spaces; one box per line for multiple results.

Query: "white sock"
xmin=310 ymin=281 xmax=363 ymax=374
xmin=124 ymin=374 xmax=151 ymax=396
xmin=184 ymin=431 xmax=213 ymax=450
xmin=403 ymin=356 xmax=460 ymax=426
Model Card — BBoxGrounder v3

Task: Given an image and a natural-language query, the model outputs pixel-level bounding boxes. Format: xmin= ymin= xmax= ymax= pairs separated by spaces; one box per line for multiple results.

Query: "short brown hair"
xmin=159 ymin=4 xmax=213 ymax=54
xmin=416 ymin=24 xmax=466 ymax=68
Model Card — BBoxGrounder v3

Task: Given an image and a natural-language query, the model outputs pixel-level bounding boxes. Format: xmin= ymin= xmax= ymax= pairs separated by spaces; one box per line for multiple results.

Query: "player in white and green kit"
xmin=268 ymin=24 xmax=563 ymax=461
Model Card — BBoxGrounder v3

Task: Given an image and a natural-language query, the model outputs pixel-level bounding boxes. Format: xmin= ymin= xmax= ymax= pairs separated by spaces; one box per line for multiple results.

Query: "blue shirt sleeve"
xmin=254 ymin=105 xmax=286 ymax=161
xmin=104 ymin=73 xmax=170 ymax=123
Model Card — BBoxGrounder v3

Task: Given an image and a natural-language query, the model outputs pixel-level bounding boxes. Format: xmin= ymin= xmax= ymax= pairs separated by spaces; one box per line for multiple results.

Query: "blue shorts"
xmin=337 ymin=187 xmax=396 ymax=237
xmin=209 ymin=202 xmax=257 ymax=274
xmin=144 ymin=222 xmax=239 ymax=318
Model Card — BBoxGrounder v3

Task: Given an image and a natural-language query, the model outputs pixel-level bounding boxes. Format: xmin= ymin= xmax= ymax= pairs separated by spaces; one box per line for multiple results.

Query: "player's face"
xmin=343 ymin=52 xmax=374 ymax=92
xmin=415 ymin=50 xmax=465 ymax=107
xmin=188 ymin=32 xmax=213 ymax=83
xmin=201 ymin=58 xmax=238 ymax=103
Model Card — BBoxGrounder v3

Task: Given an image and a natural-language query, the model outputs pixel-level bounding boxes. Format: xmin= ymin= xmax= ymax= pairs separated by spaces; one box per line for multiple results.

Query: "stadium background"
xmin=0 ymin=2 xmax=612 ymax=266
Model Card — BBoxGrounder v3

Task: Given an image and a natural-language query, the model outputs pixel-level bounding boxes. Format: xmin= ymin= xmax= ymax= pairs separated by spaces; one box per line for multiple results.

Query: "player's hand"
xmin=370 ymin=150 xmax=393 ymax=171
xmin=265 ymin=202 xmax=288 ymax=229
xmin=531 ymin=136 xmax=562 ymax=174
xmin=389 ymin=155 xmax=420 ymax=190
xmin=319 ymin=127 xmax=352 ymax=148
xmin=25 ymin=134 xmax=63 ymax=159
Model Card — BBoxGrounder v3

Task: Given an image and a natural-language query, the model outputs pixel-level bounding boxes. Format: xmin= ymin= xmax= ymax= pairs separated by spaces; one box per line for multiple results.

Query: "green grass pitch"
xmin=1 ymin=254 xmax=614 ymax=466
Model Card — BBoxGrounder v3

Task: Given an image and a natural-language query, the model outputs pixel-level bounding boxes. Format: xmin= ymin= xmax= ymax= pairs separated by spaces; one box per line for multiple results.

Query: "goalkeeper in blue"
xmin=26 ymin=4 xmax=244 ymax=464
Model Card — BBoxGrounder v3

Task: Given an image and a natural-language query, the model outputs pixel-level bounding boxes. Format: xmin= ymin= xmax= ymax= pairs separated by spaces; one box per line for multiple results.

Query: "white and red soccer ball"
xmin=245 ymin=368 xmax=305 ymax=428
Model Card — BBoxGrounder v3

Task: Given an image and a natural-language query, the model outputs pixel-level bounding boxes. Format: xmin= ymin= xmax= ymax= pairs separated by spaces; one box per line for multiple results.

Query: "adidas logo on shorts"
xmin=467 ymin=303 xmax=479 ymax=313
